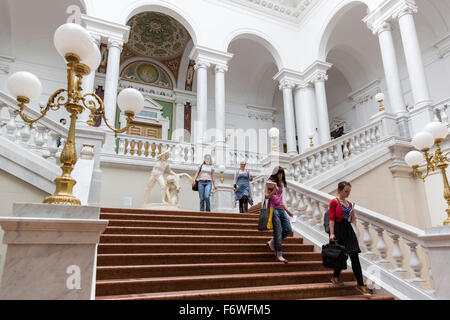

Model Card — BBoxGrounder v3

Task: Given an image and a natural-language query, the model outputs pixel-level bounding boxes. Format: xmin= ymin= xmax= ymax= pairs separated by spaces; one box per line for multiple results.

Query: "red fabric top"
xmin=329 ymin=198 xmax=352 ymax=223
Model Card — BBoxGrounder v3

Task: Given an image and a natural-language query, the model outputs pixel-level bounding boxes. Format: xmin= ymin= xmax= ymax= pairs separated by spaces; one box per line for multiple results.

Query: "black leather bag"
xmin=258 ymin=200 xmax=271 ymax=231
xmin=192 ymin=164 xmax=203 ymax=191
xmin=322 ymin=241 xmax=348 ymax=269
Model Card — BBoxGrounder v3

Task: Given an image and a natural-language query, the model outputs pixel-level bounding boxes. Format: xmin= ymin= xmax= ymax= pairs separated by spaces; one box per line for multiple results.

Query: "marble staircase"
xmin=95 ymin=207 xmax=394 ymax=300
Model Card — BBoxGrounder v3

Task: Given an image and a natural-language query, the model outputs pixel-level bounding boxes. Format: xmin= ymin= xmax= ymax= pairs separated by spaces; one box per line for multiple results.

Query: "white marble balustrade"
xmin=251 ymin=176 xmax=440 ymax=299
xmin=0 ymin=99 xmax=66 ymax=165
xmin=288 ymin=121 xmax=382 ymax=183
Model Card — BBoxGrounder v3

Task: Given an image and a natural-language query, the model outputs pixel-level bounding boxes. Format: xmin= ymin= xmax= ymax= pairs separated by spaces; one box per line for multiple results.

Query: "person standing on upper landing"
xmin=329 ymin=181 xmax=371 ymax=296
xmin=192 ymin=154 xmax=217 ymax=212
xmin=331 ymin=124 xmax=344 ymax=140
xmin=265 ymin=166 xmax=294 ymax=264
xmin=233 ymin=160 xmax=254 ymax=213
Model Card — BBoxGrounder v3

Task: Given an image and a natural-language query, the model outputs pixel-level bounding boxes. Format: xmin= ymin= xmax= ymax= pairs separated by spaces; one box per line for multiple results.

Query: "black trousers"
xmin=333 ymin=252 xmax=364 ymax=286
xmin=239 ymin=195 xmax=249 ymax=213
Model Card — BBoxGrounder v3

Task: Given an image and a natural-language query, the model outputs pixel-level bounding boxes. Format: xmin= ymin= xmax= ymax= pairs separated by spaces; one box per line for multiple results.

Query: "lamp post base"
xmin=43 ymin=174 xmax=81 ymax=206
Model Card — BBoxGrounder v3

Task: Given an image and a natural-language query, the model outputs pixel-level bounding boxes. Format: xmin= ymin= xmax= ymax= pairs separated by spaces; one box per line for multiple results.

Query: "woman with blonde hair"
xmin=192 ymin=154 xmax=217 ymax=212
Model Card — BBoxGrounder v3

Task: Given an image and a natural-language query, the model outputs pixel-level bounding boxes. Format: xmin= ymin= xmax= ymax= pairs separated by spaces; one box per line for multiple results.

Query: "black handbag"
xmin=192 ymin=164 xmax=203 ymax=191
xmin=321 ymin=241 xmax=348 ymax=269
xmin=323 ymin=210 xmax=330 ymax=234
xmin=258 ymin=200 xmax=271 ymax=231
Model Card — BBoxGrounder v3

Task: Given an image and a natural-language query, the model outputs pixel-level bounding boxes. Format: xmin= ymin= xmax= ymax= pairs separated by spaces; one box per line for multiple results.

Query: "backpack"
xmin=323 ymin=210 xmax=330 ymax=234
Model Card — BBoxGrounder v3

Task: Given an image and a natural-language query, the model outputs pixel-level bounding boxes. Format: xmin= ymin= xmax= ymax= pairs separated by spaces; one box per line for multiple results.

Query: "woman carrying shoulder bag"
xmin=265 ymin=166 xmax=294 ymax=264
xmin=233 ymin=160 xmax=254 ymax=213
xmin=329 ymin=181 xmax=371 ymax=296
xmin=192 ymin=154 xmax=217 ymax=212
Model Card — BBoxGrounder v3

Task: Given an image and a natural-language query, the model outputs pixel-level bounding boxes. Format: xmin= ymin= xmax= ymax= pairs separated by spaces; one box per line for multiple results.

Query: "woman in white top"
xmin=192 ymin=154 xmax=217 ymax=212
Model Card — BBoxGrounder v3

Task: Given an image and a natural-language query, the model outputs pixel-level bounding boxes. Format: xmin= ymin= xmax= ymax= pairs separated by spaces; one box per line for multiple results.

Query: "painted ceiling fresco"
xmin=122 ymin=12 xmax=192 ymax=82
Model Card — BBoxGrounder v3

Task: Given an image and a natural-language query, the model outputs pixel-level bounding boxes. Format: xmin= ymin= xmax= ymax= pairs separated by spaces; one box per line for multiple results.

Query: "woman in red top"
xmin=329 ymin=181 xmax=371 ymax=296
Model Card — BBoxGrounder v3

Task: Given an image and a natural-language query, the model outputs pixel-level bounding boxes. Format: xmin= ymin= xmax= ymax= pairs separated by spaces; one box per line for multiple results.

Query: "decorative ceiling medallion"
xmin=121 ymin=61 xmax=173 ymax=90
xmin=126 ymin=12 xmax=191 ymax=61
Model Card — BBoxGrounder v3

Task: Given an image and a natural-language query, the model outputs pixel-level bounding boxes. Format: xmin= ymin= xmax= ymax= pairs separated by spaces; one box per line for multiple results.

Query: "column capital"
xmin=392 ymin=1 xmax=418 ymax=21
xmin=370 ymin=21 xmax=393 ymax=36
xmin=215 ymin=64 xmax=228 ymax=73
xmin=312 ymin=72 xmax=328 ymax=83
xmin=279 ymin=80 xmax=295 ymax=91
xmin=194 ymin=60 xmax=211 ymax=70
xmin=295 ymin=81 xmax=314 ymax=91
xmin=107 ymin=38 xmax=123 ymax=51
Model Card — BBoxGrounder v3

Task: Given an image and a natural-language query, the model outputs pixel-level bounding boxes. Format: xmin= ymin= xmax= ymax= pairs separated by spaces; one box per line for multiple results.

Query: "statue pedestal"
xmin=212 ymin=184 xmax=236 ymax=213
xmin=0 ymin=203 xmax=108 ymax=300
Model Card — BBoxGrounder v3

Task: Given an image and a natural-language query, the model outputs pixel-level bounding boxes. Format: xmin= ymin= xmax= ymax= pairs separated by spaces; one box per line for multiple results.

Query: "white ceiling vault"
xmin=222 ymin=0 xmax=321 ymax=23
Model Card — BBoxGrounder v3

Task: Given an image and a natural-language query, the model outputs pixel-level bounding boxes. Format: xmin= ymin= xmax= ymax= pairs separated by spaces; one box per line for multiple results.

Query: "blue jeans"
xmin=271 ymin=208 xmax=292 ymax=255
xmin=198 ymin=181 xmax=212 ymax=212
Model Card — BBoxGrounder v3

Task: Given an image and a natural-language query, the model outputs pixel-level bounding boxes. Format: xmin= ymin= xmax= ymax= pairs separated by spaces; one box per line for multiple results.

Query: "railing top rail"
xmin=290 ymin=120 xmax=383 ymax=163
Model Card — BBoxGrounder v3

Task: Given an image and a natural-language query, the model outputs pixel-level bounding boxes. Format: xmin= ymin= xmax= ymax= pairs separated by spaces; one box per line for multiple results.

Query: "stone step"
xmin=106 ymin=219 xmax=259 ymax=230
xmin=103 ymin=226 xmax=281 ymax=237
xmin=96 ymin=282 xmax=361 ymax=300
xmin=97 ymin=252 xmax=322 ymax=266
xmin=101 ymin=207 xmax=259 ymax=220
xmin=101 ymin=212 xmax=259 ymax=224
xmin=99 ymin=234 xmax=304 ymax=244
xmin=96 ymin=261 xmax=330 ymax=280
xmin=97 ymin=243 xmax=314 ymax=254
xmin=95 ymin=271 xmax=355 ymax=296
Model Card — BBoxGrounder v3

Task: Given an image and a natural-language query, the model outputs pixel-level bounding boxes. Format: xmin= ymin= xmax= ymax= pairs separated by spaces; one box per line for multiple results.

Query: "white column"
xmin=294 ymin=83 xmax=319 ymax=152
xmin=174 ymin=99 xmax=186 ymax=142
xmin=314 ymin=73 xmax=331 ymax=144
xmin=102 ymin=39 xmax=123 ymax=128
xmin=280 ymin=81 xmax=297 ymax=156
xmin=79 ymin=37 xmax=101 ymax=127
xmin=394 ymin=5 xmax=432 ymax=109
xmin=195 ymin=61 xmax=210 ymax=143
xmin=375 ymin=22 xmax=407 ymax=114
xmin=215 ymin=64 xmax=227 ymax=144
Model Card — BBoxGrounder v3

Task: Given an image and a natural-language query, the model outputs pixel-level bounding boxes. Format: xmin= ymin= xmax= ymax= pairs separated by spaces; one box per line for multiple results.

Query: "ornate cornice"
xmin=278 ymin=80 xmax=296 ymax=91
xmin=246 ymin=104 xmax=277 ymax=122
xmin=189 ymin=46 xmax=233 ymax=68
xmin=223 ymin=0 xmax=320 ymax=24
xmin=433 ymin=34 xmax=450 ymax=59
xmin=391 ymin=1 xmax=418 ymax=21
xmin=369 ymin=21 xmax=393 ymax=36
xmin=363 ymin=0 xmax=418 ymax=33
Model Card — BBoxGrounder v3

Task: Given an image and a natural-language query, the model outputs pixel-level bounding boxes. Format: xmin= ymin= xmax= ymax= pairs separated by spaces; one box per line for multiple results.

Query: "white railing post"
xmin=405 ymin=240 xmax=425 ymax=289
xmin=387 ymin=232 xmax=407 ymax=278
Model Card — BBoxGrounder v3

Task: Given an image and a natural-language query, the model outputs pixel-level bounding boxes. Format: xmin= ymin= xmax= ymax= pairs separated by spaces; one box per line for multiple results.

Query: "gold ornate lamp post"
xmin=7 ymin=23 xmax=144 ymax=206
xmin=375 ymin=92 xmax=385 ymax=112
xmin=405 ymin=121 xmax=450 ymax=226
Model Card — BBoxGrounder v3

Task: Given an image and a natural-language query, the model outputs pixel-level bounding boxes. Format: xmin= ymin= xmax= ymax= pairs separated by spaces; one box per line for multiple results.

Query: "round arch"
xmin=224 ymin=29 xmax=284 ymax=70
xmin=119 ymin=1 xmax=199 ymax=46
xmin=317 ymin=0 xmax=371 ymax=61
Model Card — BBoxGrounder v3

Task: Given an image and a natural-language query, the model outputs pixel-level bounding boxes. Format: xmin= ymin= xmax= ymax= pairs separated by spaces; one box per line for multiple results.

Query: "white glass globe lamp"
xmin=412 ymin=131 xmax=435 ymax=151
xmin=269 ymin=127 xmax=280 ymax=138
xmin=54 ymin=23 xmax=95 ymax=61
xmin=405 ymin=151 xmax=424 ymax=168
xmin=80 ymin=42 xmax=101 ymax=74
xmin=117 ymin=88 xmax=144 ymax=115
xmin=7 ymin=72 xmax=42 ymax=102
xmin=424 ymin=122 xmax=448 ymax=142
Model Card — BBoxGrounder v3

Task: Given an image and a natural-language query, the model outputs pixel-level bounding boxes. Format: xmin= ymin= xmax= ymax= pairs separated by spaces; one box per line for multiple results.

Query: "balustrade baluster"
xmin=6 ymin=108 xmax=17 ymax=142
xmin=290 ymin=190 xmax=298 ymax=213
xmin=118 ymin=138 xmax=125 ymax=155
xmin=320 ymin=150 xmax=327 ymax=172
xmin=387 ymin=232 xmax=407 ymax=278
xmin=374 ymin=227 xmax=389 ymax=266
xmin=46 ymin=131 xmax=59 ymax=163
xmin=305 ymin=197 xmax=314 ymax=225
xmin=362 ymin=222 xmax=374 ymax=260
xmin=314 ymin=153 xmax=320 ymax=176
xmin=19 ymin=123 xmax=31 ymax=146
xmin=353 ymin=135 xmax=360 ymax=155
xmin=33 ymin=124 xmax=46 ymax=156
xmin=327 ymin=147 xmax=334 ymax=167
xmin=300 ymin=160 xmax=307 ymax=182
xmin=348 ymin=138 xmax=354 ymax=159
xmin=297 ymin=194 xmax=306 ymax=220
xmin=313 ymin=200 xmax=322 ymax=228
xmin=359 ymin=133 xmax=367 ymax=152
xmin=365 ymin=130 xmax=371 ymax=148
xmin=405 ymin=241 xmax=425 ymax=288
xmin=342 ymin=141 xmax=349 ymax=160
xmin=294 ymin=163 xmax=301 ymax=182
xmin=370 ymin=128 xmax=376 ymax=145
